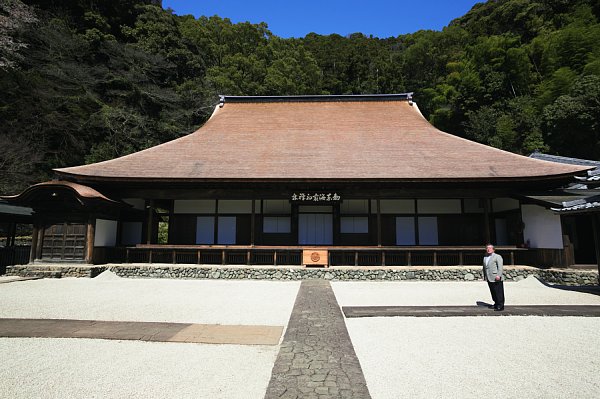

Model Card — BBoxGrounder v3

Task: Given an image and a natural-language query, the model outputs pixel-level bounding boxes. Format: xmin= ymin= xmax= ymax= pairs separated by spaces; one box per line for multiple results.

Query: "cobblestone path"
xmin=264 ymin=280 xmax=371 ymax=399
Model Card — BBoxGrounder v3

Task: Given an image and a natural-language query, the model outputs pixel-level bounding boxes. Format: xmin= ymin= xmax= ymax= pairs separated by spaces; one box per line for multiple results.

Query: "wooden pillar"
xmin=214 ymin=200 xmax=219 ymax=245
xmin=85 ymin=217 xmax=96 ymax=264
xmin=483 ymin=199 xmax=491 ymax=244
xmin=592 ymin=214 xmax=600 ymax=283
xmin=291 ymin=203 xmax=299 ymax=245
xmin=146 ymin=199 xmax=154 ymax=244
xmin=376 ymin=199 xmax=382 ymax=247
xmin=8 ymin=222 xmax=16 ymax=247
xmin=333 ymin=201 xmax=341 ymax=246
xmin=29 ymin=223 xmax=39 ymax=263
xmin=35 ymin=222 xmax=44 ymax=260
xmin=250 ymin=200 xmax=256 ymax=246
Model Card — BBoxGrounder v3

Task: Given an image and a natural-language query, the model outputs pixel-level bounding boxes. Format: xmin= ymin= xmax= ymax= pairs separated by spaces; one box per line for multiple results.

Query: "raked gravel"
xmin=0 ymin=338 xmax=277 ymax=399
xmin=0 ymin=274 xmax=299 ymax=399
xmin=0 ymin=273 xmax=300 ymax=325
xmin=332 ymin=276 xmax=600 ymax=306
xmin=347 ymin=316 xmax=600 ymax=399
xmin=334 ymin=277 xmax=600 ymax=399
xmin=1 ymin=275 xmax=599 ymax=399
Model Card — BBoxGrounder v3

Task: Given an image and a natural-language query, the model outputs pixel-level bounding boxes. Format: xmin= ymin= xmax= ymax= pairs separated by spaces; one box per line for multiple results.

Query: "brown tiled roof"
xmin=2 ymin=181 xmax=118 ymax=203
xmin=55 ymin=95 xmax=589 ymax=182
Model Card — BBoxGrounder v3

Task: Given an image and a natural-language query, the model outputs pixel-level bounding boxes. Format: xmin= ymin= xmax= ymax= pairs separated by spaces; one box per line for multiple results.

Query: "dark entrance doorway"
xmin=562 ymin=215 xmax=597 ymax=265
xmin=298 ymin=206 xmax=333 ymax=245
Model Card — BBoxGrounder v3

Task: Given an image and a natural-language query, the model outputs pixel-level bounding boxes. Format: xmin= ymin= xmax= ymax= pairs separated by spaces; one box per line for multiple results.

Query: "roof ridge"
xmin=219 ymin=93 xmax=414 ymax=105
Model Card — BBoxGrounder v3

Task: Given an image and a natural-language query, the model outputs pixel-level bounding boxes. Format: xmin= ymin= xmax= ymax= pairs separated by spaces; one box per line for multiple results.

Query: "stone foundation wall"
xmin=6 ymin=264 xmax=598 ymax=286
xmin=110 ymin=265 xmax=598 ymax=285
xmin=6 ymin=265 xmax=107 ymax=278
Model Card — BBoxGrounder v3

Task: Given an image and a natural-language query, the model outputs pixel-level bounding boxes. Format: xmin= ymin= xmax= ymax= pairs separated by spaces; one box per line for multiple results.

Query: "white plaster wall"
xmin=218 ymin=200 xmax=252 ymax=214
xmin=378 ymin=200 xmax=415 ymax=214
xmin=174 ymin=200 xmax=215 ymax=214
xmin=522 ymin=204 xmax=563 ymax=249
xmin=340 ymin=200 xmax=369 ymax=214
xmin=263 ymin=200 xmax=291 ymax=214
xmin=94 ymin=219 xmax=117 ymax=247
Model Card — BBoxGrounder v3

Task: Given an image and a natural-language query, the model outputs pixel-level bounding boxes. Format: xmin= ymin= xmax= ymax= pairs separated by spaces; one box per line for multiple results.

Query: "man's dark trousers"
xmin=487 ymin=281 xmax=505 ymax=309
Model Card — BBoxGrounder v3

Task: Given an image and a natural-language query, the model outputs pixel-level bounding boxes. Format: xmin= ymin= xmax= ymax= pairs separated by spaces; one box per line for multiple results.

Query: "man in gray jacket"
xmin=483 ymin=244 xmax=504 ymax=311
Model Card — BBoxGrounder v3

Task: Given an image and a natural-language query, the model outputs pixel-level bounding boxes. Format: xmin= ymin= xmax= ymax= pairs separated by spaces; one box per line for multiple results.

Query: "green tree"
xmin=543 ymin=75 xmax=600 ymax=158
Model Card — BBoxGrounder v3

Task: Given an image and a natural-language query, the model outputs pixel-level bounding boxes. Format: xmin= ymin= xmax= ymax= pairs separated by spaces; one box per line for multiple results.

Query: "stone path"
xmin=0 ymin=318 xmax=283 ymax=345
xmin=264 ymin=280 xmax=371 ymax=399
xmin=343 ymin=305 xmax=600 ymax=318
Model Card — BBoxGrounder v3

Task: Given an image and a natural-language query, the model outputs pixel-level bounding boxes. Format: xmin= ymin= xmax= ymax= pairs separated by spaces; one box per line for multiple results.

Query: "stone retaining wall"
xmin=6 ymin=265 xmax=107 ymax=278
xmin=6 ymin=264 xmax=598 ymax=285
xmin=112 ymin=265 xmax=599 ymax=285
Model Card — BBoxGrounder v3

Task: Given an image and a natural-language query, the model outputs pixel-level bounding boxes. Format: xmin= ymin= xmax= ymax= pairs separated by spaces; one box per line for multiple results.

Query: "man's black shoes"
xmin=494 ymin=306 xmax=505 ymax=311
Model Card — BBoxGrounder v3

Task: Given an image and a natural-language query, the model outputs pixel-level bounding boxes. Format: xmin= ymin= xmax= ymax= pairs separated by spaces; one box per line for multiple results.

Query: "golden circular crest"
xmin=310 ymin=252 xmax=320 ymax=262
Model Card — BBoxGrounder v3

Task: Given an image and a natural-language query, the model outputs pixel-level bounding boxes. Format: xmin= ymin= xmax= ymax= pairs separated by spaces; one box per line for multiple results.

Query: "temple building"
xmin=2 ymin=94 xmax=590 ymax=267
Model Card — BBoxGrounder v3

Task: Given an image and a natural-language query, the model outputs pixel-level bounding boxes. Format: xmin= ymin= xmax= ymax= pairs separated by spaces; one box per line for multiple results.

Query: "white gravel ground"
xmin=332 ymin=276 xmax=600 ymax=306
xmin=0 ymin=275 xmax=299 ymax=399
xmin=0 ymin=338 xmax=277 ymax=399
xmin=1 ymin=275 xmax=598 ymax=399
xmin=347 ymin=316 xmax=600 ymax=399
xmin=0 ymin=275 xmax=300 ymax=325
xmin=333 ymin=278 xmax=600 ymax=399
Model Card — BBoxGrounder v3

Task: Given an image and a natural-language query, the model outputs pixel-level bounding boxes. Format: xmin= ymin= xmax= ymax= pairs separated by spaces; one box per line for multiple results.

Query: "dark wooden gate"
xmin=41 ymin=223 xmax=86 ymax=261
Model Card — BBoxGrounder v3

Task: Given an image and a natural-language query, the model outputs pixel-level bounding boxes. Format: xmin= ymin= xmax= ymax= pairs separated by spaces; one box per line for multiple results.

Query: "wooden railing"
xmin=94 ymin=245 xmax=534 ymax=267
xmin=0 ymin=245 xmax=31 ymax=274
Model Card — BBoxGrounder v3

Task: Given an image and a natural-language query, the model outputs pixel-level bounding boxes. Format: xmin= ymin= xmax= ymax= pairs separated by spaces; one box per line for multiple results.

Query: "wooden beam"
xmin=99 ymin=184 xmax=524 ymax=201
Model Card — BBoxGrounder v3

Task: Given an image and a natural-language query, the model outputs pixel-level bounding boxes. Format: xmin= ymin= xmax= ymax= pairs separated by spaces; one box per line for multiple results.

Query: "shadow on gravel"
xmin=545 ymin=284 xmax=600 ymax=296
xmin=535 ymin=276 xmax=600 ymax=296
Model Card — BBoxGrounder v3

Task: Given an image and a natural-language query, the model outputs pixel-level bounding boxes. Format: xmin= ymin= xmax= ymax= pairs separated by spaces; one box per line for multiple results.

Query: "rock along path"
xmin=264 ymin=280 xmax=371 ymax=399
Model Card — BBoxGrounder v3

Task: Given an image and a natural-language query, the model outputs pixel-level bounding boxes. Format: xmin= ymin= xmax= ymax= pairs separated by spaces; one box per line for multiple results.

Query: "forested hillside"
xmin=1 ymin=0 xmax=599 ymax=194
